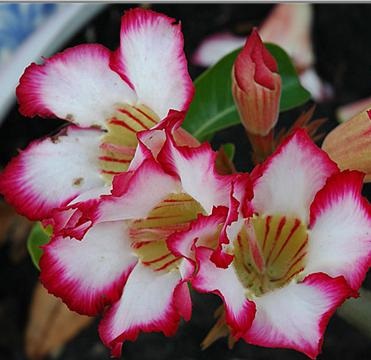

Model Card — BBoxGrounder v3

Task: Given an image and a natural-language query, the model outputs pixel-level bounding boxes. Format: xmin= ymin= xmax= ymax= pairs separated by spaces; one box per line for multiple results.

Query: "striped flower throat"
xmin=100 ymin=104 xmax=160 ymax=182
xmin=129 ymin=193 xmax=206 ymax=273
xmin=234 ymin=214 xmax=308 ymax=297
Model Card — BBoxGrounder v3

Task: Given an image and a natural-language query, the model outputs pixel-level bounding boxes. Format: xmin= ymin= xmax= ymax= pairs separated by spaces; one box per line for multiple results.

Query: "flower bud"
xmin=322 ymin=109 xmax=371 ymax=182
xmin=232 ymin=29 xmax=281 ymax=136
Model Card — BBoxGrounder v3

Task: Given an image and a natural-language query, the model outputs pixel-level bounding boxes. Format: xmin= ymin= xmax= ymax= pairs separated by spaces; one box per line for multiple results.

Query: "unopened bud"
xmin=232 ymin=29 xmax=281 ymax=136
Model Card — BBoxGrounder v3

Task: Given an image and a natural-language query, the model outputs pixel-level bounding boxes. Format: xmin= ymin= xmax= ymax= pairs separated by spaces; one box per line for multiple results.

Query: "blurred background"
xmin=0 ymin=3 xmax=370 ymax=360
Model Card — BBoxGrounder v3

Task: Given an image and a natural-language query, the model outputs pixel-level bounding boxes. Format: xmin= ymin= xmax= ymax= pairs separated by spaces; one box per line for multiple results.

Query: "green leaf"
xmin=222 ymin=143 xmax=235 ymax=161
xmin=183 ymin=48 xmax=240 ymax=141
xmin=183 ymin=43 xmax=311 ymax=141
xmin=265 ymin=43 xmax=311 ymax=112
xmin=27 ymin=222 xmax=52 ymax=270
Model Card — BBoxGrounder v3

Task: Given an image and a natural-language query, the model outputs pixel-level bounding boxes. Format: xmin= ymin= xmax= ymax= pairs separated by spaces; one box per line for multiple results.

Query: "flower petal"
xmin=96 ymin=157 xmax=178 ymax=223
xmin=17 ymin=44 xmax=135 ymax=127
xmin=40 ymin=221 xmax=137 ymax=316
xmin=244 ymin=273 xmax=351 ymax=359
xmin=305 ymin=170 xmax=371 ymax=290
xmin=259 ymin=3 xmax=314 ymax=71
xmin=129 ymin=109 xmax=199 ymax=171
xmin=251 ymin=129 xmax=338 ymax=223
xmin=167 ymin=206 xmax=229 ymax=269
xmin=110 ymin=8 xmax=194 ymax=118
xmin=322 ymin=109 xmax=371 ymax=182
xmin=0 ymin=126 xmax=104 ymax=220
xmin=50 ymin=187 xmax=111 ymax=240
xmin=99 ymin=262 xmax=185 ymax=357
xmin=192 ymin=247 xmax=256 ymax=338
xmin=158 ymin=134 xmax=233 ymax=214
xmin=212 ymin=174 xmax=253 ymax=268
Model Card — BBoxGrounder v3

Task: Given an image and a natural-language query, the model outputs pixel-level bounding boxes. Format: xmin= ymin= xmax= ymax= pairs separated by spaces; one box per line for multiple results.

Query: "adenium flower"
xmin=39 ymin=116 xmax=238 ymax=356
xmin=0 ymin=8 xmax=194 ymax=221
xmin=232 ymin=29 xmax=281 ymax=136
xmin=189 ymin=129 xmax=371 ymax=358
xmin=323 ymin=109 xmax=371 ymax=183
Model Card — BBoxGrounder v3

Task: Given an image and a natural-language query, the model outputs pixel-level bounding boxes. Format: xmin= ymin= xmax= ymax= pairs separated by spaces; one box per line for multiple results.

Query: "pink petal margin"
xmin=192 ymin=247 xmax=256 ymax=339
xmin=167 ymin=206 xmax=229 ymax=266
xmin=158 ymin=133 xmax=234 ymax=214
xmin=16 ymin=44 xmax=134 ymax=126
xmin=98 ymin=264 xmax=189 ymax=357
xmin=110 ymin=8 xmax=194 ymax=118
xmin=40 ymin=226 xmax=137 ymax=316
xmin=307 ymin=170 xmax=371 ymax=290
xmin=40 ymin=245 xmax=133 ymax=316
xmin=211 ymin=173 xmax=253 ymax=268
xmin=0 ymin=126 xmax=103 ymax=221
xmin=244 ymin=273 xmax=352 ymax=359
xmin=251 ymin=129 xmax=339 ymax=223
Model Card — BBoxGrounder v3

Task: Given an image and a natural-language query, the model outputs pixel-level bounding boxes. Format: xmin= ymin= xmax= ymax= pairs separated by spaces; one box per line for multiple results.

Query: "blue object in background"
xmin=0 ymin=3 xmax=58 ymax=65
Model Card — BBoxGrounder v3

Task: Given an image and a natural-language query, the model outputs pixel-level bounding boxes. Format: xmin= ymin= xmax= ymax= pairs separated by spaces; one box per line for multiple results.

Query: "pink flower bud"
xmin=232 ymin=29 xmax=281 ymax=136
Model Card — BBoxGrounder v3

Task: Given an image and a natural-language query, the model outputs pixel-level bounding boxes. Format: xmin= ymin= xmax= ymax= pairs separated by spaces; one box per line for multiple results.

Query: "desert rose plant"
xmin=0 ymin=6 xmax=370 ymax=360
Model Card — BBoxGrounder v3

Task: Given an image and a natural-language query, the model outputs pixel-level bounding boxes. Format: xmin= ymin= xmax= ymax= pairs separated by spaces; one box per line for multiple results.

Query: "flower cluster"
xmin=0 ymin=7 xmax=370 ymax=360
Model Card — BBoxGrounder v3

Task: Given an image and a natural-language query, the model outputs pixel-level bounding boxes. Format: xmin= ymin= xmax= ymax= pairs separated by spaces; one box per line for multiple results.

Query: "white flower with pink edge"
xmin=39 ymin=118 xmax=238 ymax=356
xmin=0 ymin=8 xmax=194 ymax=221
xmin=189 ymin=129 xmax=371 ymax=359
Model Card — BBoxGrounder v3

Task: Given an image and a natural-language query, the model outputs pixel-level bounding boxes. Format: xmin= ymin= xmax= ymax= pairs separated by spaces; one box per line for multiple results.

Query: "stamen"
xmin=130 ymin=193 xmax=205 ymax=272
xmin=234 ymin=214 xmax=308 ymax=296
xmin=99 ymin=104 xmax=160 ymax=182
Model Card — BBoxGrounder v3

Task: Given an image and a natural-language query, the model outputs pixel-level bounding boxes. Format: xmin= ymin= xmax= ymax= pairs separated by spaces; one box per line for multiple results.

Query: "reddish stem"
xmin=247 ymin=129 xmax=275 ymax=165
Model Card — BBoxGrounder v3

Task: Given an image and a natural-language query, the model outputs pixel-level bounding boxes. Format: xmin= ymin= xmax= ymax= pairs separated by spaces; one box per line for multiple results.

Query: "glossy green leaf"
xmin=27 ymin=222 xmax=52 ymax=270
xmin=183 ymin=43 xmax=311 ymax=141
xmin=183 ymin=48 xmax=240 ymax=141
xmin=266 ymin=43 xmax=311 ymax=111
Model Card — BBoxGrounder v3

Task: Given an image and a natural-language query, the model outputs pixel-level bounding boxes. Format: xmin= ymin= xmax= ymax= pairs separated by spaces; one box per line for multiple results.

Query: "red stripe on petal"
xmin=133 ymin=106 xmax=158 ymax=125
xmin=270 ymin=218 xmax=301 ymax=266
xmin=109 ymin=118 xmax=137 ymax=133
xmin=99 ymin=156 xmax=131 ymax=164
xmin=117 ymin=108 xmax=150 ymax=130
xmin=266 ymin=216 xmax=286 ymax=265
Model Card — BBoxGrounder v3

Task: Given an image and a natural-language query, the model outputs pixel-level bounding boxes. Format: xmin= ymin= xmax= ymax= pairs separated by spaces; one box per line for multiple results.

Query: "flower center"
xmin=233 ymin=214 xmax=308 ymax=297
xmin=129 ymin=193 xmax=205 ymax=272
xmin=99 ymin=104 xmax=160 ymax=182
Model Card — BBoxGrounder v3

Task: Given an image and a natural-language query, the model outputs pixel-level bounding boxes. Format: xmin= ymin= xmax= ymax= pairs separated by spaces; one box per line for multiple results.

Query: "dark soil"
xmin=0 ymin=4 xmax=371 ymax=360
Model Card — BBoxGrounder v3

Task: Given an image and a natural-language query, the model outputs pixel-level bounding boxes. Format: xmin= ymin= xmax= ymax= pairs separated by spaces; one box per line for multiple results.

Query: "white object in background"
xmin=336 ymin=96 xmax=371 ymax=123
xmin=0 ymin=4 xmax=59 ymax=66
xmin=192 ymin=32 xmax=245 ymax=68
xmin=299 ymin=68 xmax=334 ymax=103
xmin=0 ymin=3 xmax=106 ymax=124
